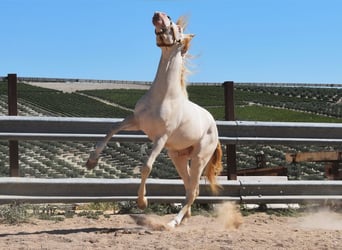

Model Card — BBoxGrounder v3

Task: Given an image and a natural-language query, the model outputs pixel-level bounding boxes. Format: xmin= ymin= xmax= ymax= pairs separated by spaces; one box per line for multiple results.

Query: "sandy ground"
xmin=26 ymin=81 xmax=150 ymax=92
xmin=0 ymin=204 xmax=341 ymax=250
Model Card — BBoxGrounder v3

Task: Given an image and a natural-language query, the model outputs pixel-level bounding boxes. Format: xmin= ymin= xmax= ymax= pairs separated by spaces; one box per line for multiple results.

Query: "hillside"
xmin=0 ymin=81 xmax=341 ymax=180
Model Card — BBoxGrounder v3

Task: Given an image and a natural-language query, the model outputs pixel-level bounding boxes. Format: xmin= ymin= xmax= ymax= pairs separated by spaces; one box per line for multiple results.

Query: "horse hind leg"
xmin=168 ymin=156 xmax=208 ymax=228
xmin=167 ymin=180 xmax=199 ymax=228
xmin=86 ymin=115 xmax=138 ymax=169
xmin=168 ymin=150 xmax=192 ymax=218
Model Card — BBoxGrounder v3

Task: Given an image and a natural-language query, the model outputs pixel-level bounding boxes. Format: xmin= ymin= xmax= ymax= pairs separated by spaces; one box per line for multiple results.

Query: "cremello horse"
xmin=86 ymin=11 xmax=222 ymax=227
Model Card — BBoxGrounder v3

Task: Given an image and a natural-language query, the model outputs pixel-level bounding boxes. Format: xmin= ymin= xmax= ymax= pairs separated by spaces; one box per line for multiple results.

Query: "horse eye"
xmin=167 ymin=15 xmax=171 ymax=20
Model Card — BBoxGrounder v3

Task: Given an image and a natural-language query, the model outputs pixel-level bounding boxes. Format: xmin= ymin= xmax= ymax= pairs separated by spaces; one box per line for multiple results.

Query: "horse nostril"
xmin=153 ymin=12 xmax=163 ymax=25
xmin=153 ymin=12 xmax=161 ymax=19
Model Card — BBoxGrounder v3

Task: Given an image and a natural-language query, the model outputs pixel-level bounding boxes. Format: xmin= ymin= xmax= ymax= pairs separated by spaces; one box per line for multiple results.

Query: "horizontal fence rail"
xmin=0 ymin=177 xmax=341 ymax=205
xmin=1 ymin=116 xmax=342 ymax=145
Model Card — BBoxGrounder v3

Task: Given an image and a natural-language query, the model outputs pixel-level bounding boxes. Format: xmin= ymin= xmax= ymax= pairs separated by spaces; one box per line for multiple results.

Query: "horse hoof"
xmin=86 ymin=158 xmax=98 ymax=170
xmin=137 ymin=197 xmax=148 ymax=210
xmin=167 ymin=220 xmax=178 ymax=228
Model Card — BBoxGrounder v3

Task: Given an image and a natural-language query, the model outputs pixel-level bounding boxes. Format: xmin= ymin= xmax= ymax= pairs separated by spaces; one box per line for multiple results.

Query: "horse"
xmin=86 ymin=11 xmax=223 ymax=227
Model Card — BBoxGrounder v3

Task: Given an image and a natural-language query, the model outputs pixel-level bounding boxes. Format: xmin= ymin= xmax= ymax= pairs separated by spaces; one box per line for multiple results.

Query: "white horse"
xmin=86 ymin=11 xmax=222 ymax=227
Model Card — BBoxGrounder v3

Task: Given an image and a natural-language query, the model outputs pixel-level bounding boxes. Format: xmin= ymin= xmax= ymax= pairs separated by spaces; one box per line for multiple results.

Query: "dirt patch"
xmin=0 ymin=210 xmax=341 ymax=250
xmin=25 ymin=81 xmax=150 ymax=93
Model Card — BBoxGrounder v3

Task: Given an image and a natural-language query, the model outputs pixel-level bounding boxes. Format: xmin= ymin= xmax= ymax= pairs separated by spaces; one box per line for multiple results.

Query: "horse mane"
xmin=177 ymin=15 xmax=191 ymax=98
xmin=180 ymin=54 xmax=190 ymax=98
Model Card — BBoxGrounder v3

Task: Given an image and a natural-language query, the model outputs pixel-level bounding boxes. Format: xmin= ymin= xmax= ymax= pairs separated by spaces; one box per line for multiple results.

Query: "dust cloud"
xmin=130 ymin=214 xmax=169 ymax=231
xmin=296 ymin=208 xmax=342 ymax=230
xmin=215 ymin=202 xmax=243 ymax=230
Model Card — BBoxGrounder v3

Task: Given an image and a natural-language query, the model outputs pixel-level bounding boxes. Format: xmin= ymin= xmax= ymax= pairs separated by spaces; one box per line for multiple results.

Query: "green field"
xmin=0 ymin=81 xmax=341 ymax=180
xmin=80 ymin=85 xmax=342 ymax=122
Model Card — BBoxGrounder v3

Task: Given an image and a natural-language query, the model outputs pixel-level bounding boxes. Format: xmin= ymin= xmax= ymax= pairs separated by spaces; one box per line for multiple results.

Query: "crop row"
xmin=237 ymin=85 xmax=341 ymax=102
xmin=235 ymin=86 xmax=342 ymax=118
xmin=0 ymin=138 xmax=328 ymax=180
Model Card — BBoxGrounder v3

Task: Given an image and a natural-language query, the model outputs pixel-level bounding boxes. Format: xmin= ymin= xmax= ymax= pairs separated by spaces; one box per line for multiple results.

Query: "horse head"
xmin=152 ymin=11 xmax=194 ymax=55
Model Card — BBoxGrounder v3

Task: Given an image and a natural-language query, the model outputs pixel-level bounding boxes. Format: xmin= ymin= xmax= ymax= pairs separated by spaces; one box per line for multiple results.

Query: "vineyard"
xmin=0 ymin=81 xmax=341 ymax=180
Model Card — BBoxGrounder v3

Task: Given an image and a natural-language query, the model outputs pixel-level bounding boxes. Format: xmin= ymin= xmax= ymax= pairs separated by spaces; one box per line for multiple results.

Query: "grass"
xmin=0 ymin=201 xmax=222 ymax=225
xmin=0 ymin=202 xmax=29 ymax=224
xmin=203 ymin=104 xmax=342 ymax=122
xmin=0 ymin=82 xmax=132 ymax=117
xmin=265 ymin=208 xmax=300 ymax=217
xmin=188 ymin=85 xmax=225 ymax=107
xmin=78 ymin=84 xmax=341 ymax=122
xmin=80 ymin=89 xmax=146 ymax=109
xmin=236 ymin=105 xmax=342 ymax=122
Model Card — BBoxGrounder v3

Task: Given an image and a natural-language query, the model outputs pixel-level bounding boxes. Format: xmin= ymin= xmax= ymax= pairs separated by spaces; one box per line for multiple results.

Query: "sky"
xmin=1 ymin=0 xmax=342 ymax=84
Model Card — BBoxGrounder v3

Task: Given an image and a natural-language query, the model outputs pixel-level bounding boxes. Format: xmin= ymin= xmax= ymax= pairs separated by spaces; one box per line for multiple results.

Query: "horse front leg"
xmin=86 ymin=115 xmax=137 ymax=169
xmin=137 ymin=135 xmax=168 ymax=209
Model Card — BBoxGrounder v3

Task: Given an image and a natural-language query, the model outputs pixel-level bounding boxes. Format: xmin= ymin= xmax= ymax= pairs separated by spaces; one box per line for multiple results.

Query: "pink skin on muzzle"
xmin=152 ymin=12 xmax=170 ymax=30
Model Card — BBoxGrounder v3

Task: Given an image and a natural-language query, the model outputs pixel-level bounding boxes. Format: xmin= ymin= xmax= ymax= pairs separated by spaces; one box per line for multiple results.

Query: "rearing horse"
xmin=86 ymin=11 xmax=222 ymax=227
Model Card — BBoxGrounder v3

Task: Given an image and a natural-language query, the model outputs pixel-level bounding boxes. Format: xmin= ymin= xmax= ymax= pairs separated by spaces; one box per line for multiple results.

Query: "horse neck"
xmin=150 ymin=47 xmax=187 ymax=100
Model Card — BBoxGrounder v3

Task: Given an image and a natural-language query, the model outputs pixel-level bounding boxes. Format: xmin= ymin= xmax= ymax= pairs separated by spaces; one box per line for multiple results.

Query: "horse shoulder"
xmin=183 ymin=101 xmax=215 ymax=124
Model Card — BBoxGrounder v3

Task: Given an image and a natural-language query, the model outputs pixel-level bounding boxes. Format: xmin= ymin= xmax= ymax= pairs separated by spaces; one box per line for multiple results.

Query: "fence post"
xmin=223 ymin=81 xmax=237 ymax=180
xmin=8 ymin=73 xmax=19 ymax=177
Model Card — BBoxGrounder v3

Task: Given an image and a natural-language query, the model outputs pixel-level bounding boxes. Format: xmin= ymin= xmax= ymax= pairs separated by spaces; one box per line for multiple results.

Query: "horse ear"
xmin=176 ymin=15 xmax=189 ymax=30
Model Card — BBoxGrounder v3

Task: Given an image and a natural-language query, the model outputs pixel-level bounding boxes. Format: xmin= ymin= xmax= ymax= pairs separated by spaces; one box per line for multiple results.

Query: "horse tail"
xmin=205 ymin=141 xmax=223 ymax=195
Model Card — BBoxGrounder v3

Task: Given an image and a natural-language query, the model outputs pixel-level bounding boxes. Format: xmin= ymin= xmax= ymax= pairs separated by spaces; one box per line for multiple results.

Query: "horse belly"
xmin=165 ymin=123 xmax=203 ymax=150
